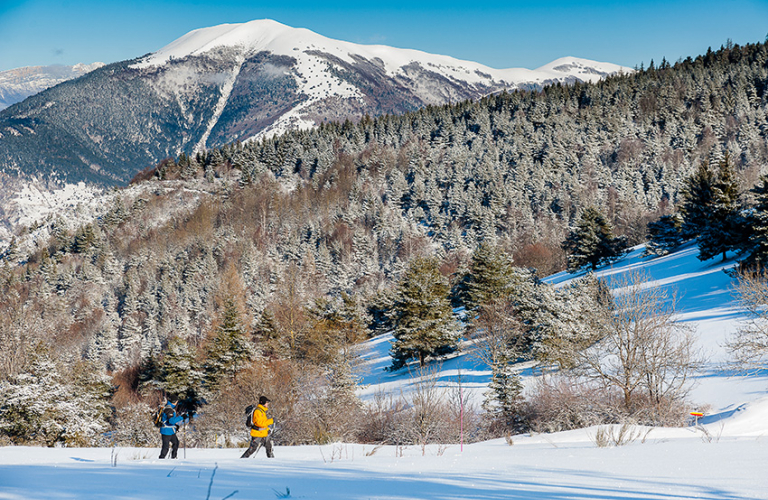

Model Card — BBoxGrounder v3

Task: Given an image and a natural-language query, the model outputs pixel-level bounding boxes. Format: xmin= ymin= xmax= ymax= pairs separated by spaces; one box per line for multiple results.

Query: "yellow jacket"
xmin=249 ymin=404 xmax=273 ymax=438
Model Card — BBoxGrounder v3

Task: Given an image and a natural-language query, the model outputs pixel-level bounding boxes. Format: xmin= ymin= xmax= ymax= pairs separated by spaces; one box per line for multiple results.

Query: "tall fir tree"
xmin=160 ymin=336 xmax=204 ymax=404
xmin=744 ymin=175 xmax=768 ymax=268
xmin=678 ymin=161 xmax=716 ymax=240
xmin=203 ymin=295 xmax=255 ymax=393
xmin=644 ymin=214 xmax=684 ymax=257
xmin=482 ymin=358 xmax=525 ymax=432
xmin=389 ymin=257 xmax=460 ymax=370
xmin=563 ymin=207 xmax=628 ymax=272
xmin=697 ymin=154 xmax=746 ymax=261
xmin=466 ymin=243 xmax=517 ymax=310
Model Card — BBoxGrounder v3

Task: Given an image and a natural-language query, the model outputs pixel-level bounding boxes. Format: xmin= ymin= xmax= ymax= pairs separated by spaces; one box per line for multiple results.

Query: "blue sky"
xmin=1 ymin=0 xmax=767 ymax=72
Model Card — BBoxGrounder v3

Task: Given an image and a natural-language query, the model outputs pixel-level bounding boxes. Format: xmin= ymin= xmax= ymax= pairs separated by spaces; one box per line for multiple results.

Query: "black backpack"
xmin=244 ymin=404 xmax=256 ymax=430
xmin=153 ymin=406 xmax=164 ymax=428
xmin=154 ymin=405 xmax=174 ymax=428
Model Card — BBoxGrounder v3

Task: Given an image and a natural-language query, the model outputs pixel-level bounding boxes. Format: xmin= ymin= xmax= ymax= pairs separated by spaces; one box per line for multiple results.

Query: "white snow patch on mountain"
xmin=535 ymin=56 xmax=631 ymax=82
xmin=125 ymin=20 xmax=634 ymax=145
xmin=134 ymin=19 xmax=632 ymax=90
xmin=193 ymin=53 xmax=247 ymax=153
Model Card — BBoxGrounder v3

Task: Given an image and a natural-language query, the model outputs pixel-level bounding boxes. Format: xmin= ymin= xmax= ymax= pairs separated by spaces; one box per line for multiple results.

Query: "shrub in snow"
xmin=0 ymin=351 xmax=111 ymax=447
xmin=109 ymin=403 xmax=157 ymax=447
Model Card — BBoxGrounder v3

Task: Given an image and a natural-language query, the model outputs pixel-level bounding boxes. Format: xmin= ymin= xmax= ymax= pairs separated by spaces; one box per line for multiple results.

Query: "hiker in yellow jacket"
xmin=241 ymin=396 xmax=274 ymax=458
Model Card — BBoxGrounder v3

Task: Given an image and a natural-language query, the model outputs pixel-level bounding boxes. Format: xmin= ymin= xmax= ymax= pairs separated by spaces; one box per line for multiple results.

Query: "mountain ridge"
xmin=0 ymin=62 xmax=104 ymax=110
xmin=0 ymin=19 xmax=631 ymax=186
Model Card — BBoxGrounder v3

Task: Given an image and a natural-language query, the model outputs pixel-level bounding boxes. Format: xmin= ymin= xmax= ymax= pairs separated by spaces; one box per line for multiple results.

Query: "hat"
xmin=259 ymin=396 xmax=271 ymax=405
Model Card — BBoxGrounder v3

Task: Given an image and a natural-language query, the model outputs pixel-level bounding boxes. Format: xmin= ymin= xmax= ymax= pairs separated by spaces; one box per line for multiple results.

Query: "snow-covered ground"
xmin=1 ymin=244 xmax=767 ymax=499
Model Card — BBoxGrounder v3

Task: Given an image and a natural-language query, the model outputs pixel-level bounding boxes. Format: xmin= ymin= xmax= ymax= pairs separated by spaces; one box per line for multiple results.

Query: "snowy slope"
xmin=1 ymin=243 xmax=767 ymax=499
xmin=0 ymin=432 xmax=766 ymax=500
xmin=358 ymin=244 xmax=768 ymax=415
xmin=535 ymin=56 xmax=630 ymax=83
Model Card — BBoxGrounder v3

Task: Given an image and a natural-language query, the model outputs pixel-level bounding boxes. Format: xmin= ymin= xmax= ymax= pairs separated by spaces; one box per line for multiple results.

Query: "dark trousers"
xmin=240 ymin=435 xmax=274 ymax=458
xmin=159 ymin=434 xmax=180 ymax=459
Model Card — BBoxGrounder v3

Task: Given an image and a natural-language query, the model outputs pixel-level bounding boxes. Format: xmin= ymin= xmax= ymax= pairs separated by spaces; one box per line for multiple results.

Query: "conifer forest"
xmin=3 ymin=40 xmax=768 ymax=448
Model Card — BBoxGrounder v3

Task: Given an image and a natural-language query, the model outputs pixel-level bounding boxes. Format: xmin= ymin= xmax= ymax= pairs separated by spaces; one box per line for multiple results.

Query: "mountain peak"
xmin=1 ymin=19 xmax=631 ymax=186
xmin=134 ymin=19 xmax=330 ymax=68
xmin=136 ymin=19 xmax=633 ymax=84
xmin=535 ymin=56 xmax=630 ymax=81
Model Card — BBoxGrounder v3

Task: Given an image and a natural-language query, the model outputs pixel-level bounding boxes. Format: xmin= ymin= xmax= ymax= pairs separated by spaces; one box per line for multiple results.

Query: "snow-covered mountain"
xmin=0 ymin=19 xmax=631 ymax=186
xmin=0 ymin=62 xmax=104 ymax=110
xmin=134 ymin=19 xmax=631 ymax=142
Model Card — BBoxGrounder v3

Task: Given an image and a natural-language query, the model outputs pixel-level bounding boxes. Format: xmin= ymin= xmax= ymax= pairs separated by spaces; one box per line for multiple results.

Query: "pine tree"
xmin=366 ymin=288 xmax=397 ymax=336
xmin=644 ymin=214 xmax=684 ymax=257
xmin=466 ymin=243 xmax=516 ymax=310
xmin=72 ymin=224 xmax=97 ymax=254
xmin=252 ymin=308 xmax=279 ymax=354
xmin=563 ymin=207 xmax=628 ymax=272
xmin=203 ymin=296 xmax=255 ymax=393
xmin=679 ymin=161 xmax=716 ymax=240
xmin=697 ymin=154 xmax=745 ymax=261
xmin=2 ymin=236 xmax=20 ymax=264
xmin=744 ymin=175 xmax=768 ymax=268
xmin=0 ymin=349 xmax=112 ymax=447
xmin=0 ymin=348 xmax=69 ymax=446
xmin=482 ymin=358 xmax=525 ymax=432
xmin=532 ymin=274 xmax=612 ymax=369
xmin=389 ymin=257 xmax=460 ymax=370
xmin=160 ymin=336 xmax=204 ymax=403
xmin=66 ymin=360 xmax=113 ymax=446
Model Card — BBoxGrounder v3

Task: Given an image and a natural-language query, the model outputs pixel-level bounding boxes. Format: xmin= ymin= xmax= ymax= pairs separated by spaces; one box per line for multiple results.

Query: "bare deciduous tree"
xmin=727 ymin=269 xmax=768 ymax=371
xmin=468 ymin=298 xmax=528 ymax=432
xmin=404 ymin=365 xmax=450 ymax=454
xmin=468 ymin=298 xmax=528 ymax=367
xmin=575 ymin=271 xmax=701 ymax=420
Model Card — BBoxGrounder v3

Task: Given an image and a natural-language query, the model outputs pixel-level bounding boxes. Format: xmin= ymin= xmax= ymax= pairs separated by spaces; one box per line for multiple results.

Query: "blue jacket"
xmin=159 ymin=403 xmax=187 ymax=436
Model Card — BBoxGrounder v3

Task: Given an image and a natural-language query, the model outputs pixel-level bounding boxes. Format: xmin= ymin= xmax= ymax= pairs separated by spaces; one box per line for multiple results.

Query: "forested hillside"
xmin=2 ymin=40 xmax=768 ymax=448
xmin=135 ymin=41 xmax=763 ymax=282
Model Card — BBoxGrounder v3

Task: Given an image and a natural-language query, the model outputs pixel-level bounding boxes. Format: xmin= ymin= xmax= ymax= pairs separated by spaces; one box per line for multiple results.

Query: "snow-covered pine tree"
xmin=744 ymin=175 xmax=768 ymax=268
xmin=389 ymin=257 xmax=460 ymax=370
xmin=0 ymin=349 xmax=111 ymax=447
xmin=203 ymin=295 xmax=255 ymax=393
xmin=466 ymin=242 xmax=517 ymax=310
xmin=644 ymin=214 xmax=684 ymax=257
xmin=160 ymin=336 xmax=204 ymax=403
xmin=482 ymin=357 xmax=525 ymax=432
xmin=366 ymin=287 xmax=397 ymax=336
xmin=66 ymin=360 xmax=113 ymax=446
xmin=0 ymin=348 xmax=69 ymax=446
xmin=698 ymin=154 xmax=746 ymax=261
xmin=466 ymin=295 xmax=528 ymax=432
xmin=532 ymin=274 xmax=612 ymax=370
xmin=563 ymin=207 xmax=628 ymax=272
xmin=679 ymin=161 xmax=716 ymax=240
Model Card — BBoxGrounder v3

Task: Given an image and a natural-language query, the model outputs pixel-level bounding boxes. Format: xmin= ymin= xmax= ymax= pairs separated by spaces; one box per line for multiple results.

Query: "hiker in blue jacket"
xmin=159 ymin=399 xmax=188 ymax=459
